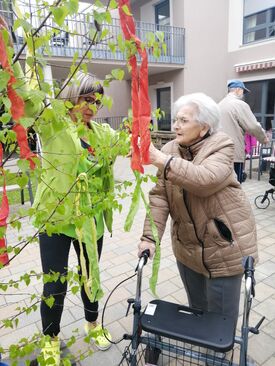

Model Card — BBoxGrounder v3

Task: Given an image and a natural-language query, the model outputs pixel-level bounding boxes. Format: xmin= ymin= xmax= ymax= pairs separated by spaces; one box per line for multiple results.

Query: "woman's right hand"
xmin=138 ymin=240 xmax=156 ymax=259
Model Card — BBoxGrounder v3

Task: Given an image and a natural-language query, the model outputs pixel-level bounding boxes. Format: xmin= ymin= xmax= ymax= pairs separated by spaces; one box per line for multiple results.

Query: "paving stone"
xmin=1 ymin=165 xmax=275 ymax=365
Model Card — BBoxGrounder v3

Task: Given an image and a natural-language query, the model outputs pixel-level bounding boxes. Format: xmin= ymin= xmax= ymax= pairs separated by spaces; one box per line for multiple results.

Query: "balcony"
xmin=10 ymin=14 xmax=185 ymax=65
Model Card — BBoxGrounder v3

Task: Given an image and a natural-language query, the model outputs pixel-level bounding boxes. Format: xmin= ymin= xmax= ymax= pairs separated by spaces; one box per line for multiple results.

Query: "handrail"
xmin=0 ymin=5 xmax=185 ymax=64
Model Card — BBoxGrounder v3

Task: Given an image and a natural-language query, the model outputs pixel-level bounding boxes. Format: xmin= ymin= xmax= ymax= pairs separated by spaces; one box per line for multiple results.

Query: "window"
xmin=155 ymin=0 xmax=170 ymax=27
xmin=243 ymin=6 xmax=275 ymax=44
xmin=245 ymin=79 xmax=275 ymax=131
xmin=157 ymin=87 xmax=171 ymax=131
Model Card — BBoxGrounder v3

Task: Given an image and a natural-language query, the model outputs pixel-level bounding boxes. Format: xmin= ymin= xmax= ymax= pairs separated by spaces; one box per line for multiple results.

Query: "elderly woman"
xmin=139 ymin=93 xmax=258 ymax=324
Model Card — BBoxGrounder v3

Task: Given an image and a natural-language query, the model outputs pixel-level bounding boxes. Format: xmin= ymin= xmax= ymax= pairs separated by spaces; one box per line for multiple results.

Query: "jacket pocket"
xmin=205 ymin=218 xmax=234 ymax=247
xmin=213 ymin=218 xmax=234 ymax=245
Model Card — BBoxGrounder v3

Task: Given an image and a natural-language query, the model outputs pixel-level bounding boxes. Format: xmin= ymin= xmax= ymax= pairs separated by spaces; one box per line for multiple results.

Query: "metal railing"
xmin=0 ymin=3 xmax=185 ymax=64
xmin=94 ymin=116 xmax=126 ymax=130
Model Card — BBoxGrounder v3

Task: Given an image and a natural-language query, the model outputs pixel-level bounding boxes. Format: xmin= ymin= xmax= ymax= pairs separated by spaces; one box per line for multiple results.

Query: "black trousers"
xmin=39 ymin=233 xmax=103 ymax=337
xmin=234 ymin=162 xmax=244 ymax=183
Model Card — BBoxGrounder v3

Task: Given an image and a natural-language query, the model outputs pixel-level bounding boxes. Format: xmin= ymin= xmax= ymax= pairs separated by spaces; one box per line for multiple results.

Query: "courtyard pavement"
xmin=1 ymin=157 xmax=275 ymax=365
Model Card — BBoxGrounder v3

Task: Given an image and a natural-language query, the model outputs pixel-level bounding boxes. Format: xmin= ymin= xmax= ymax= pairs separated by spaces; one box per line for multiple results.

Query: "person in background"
xmin=219 ymin=79 xmax=268 ymax=183
xmin=245 ymin=132 xmax=257 ymax=159
xmin=138 ymin=93 xmax=258 ymax=332
xmin=242 ymin=132 xmax=258 ymax=182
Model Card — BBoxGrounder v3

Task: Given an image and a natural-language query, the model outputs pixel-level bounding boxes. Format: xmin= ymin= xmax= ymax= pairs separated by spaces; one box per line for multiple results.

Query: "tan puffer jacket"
xmin=142 ymin=131 xmax=258 ymax=278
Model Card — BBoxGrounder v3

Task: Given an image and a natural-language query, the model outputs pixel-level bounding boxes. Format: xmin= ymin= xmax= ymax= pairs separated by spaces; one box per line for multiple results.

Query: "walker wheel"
xmin=254 ymin=195 xmax=270 ymax=209
xmin=272 ymin=191 xmax=275 ymax=201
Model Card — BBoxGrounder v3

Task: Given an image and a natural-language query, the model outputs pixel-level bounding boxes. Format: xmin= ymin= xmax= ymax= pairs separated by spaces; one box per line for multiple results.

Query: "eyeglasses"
xmin=83 ymin=96 xmax=102 ymax=109
xmin=173 ymin=116 xmax=189 ymax=125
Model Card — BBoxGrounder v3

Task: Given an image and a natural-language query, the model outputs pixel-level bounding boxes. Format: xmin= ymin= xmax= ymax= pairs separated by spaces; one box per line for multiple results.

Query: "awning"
xmin=235 ymin=59 xmax=275 ymax=73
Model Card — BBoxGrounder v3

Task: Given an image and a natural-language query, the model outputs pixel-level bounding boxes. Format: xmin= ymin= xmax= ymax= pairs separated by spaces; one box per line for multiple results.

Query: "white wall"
xmin=228 ymin=0 xmax=244 ymax=52
xmin=140 ymin=0 xmax=156 ymax=23
xmin=140 ymin=0 xmax=173 ymax=24
xmin=244 ymin=0 xmax=275 ymax=15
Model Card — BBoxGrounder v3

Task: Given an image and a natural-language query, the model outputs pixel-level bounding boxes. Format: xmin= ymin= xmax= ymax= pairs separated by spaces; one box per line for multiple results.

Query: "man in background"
xmin=219 ymin=79 xmax=268 ymax=183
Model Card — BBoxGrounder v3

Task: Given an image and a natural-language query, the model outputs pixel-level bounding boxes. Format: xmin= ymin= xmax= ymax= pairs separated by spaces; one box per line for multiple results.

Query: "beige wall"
xmin=97 ymin=80 xmax=131 ymax=118
xmin=183 ymin=0 xmax=229 ymax=102
xmin=115 ymin=0 xmax=275 ymax=126
xmin=226 ymin=42 xmax=275 ymax=83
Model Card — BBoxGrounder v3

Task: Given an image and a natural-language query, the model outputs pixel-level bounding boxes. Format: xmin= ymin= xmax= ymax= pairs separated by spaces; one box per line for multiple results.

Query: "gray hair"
xmin=173 ymin=93 xmax=220 ymax=134
xmin=58 ymin=71 xmax=104 ymax=105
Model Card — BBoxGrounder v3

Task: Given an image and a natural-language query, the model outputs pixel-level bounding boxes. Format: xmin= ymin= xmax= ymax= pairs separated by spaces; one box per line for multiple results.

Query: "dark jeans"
xmin=39 ymin=233 xmax=103 ymax=337
xmin=177 ymin=261 xmax=242 ymax=326
xmin=234 ymin=162 xmax=244 ymax=183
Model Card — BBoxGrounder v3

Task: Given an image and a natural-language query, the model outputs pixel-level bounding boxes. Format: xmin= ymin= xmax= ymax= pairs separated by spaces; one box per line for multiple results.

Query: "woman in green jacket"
xmin=32 ymin=71 xmax=128 ymax=364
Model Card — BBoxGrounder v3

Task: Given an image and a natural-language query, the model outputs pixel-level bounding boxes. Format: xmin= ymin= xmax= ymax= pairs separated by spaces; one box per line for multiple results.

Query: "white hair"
xmin=58 ymin=71 xmax=104 ymax=105
xmin=173 ymin=93 xmax=220 ymax=134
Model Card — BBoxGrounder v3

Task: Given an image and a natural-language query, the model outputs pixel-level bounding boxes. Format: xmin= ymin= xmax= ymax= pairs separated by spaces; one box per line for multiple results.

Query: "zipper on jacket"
xmin=182 ymin=191 xmax=211 ymax=278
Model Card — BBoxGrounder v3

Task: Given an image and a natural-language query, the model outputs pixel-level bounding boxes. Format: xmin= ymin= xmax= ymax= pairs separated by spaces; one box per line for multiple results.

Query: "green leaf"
xmin=18 ymin=117 xmax=35 ymax=129
xmin=156 ymin=31 xmax=164 ymax=43
xmin=13 ymin=18 xmax=32 ymax=33
xmin=102 ymin=95 xmax=113 ymax=110
xmin=109 ymin=0 xmax=118 ymax=9
xmin=44 ymin=295 xmax=55 ymax=308
xmin=124 ymin=172 xmax=141 ymax=231
xmin=17 ymin=159 xmax=30 ymax=173
xmin=122 ymin=4 xmax=132 ymax=16
xmin=95 ymin=0 xmax=104 ymax=7
xmin=71 ymin=285 xmax=79 ymax=294
xmin=2 ymin=96 xmax=11 ymax=110
xmin=65 ymin=0 xmax=79 ymax=15
xmin=65 ymin=101 xmax=74 ymax=109
xmin=0 ymin=70 xmax=10 ymax=91
xmin=162 ymin=42 xmax=167 ymax=55
xmin=52 ymin=6 xmax=68 ymax=27
xmin=0 ymin=113 xmax=12 ymax=124
xmin=140 ymin=189 xmax=161 ymax=297
xmin=17 ymin=174 xmax=29 ymax=189
xmin=111 ymin=68 xmax=125 ymax=81
xmin=146 ymin=32 xmax=155 ymax=45
xmin=108 ymin=41 xmax=116 ymax=54
xmin=105 ymin=10 xmax=112 ymax=24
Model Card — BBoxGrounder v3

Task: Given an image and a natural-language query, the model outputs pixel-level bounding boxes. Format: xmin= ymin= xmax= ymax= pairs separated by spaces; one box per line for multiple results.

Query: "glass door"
xmin=245 ymin=79 xmax=275 ymax=134
xmin=157 ymin=87 xmax=171 ymax=131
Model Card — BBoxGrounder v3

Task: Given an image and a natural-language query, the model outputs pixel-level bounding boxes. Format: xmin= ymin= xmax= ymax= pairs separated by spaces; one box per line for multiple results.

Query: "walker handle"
xmin=141 ymin=249 xmax=150 ymax=265
xmin=244 ymin=256 xmax=255 ymax=279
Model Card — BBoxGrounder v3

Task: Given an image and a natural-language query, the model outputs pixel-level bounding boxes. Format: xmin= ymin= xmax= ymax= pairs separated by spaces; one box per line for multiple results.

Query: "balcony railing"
xmin=94 ymin=116 xmax=126 ymax=130
xmin=0 ymin=4 xmax=185 ymax=65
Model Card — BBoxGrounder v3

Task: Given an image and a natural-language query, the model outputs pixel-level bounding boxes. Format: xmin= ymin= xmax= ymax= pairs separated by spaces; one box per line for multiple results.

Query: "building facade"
xmin=0 ymin=0 xmax=274 ymax=131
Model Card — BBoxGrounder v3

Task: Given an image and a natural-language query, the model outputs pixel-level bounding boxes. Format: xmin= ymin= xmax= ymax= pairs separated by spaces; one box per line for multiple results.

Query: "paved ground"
xmin=1 ymin=157 xmax=275 ymax=365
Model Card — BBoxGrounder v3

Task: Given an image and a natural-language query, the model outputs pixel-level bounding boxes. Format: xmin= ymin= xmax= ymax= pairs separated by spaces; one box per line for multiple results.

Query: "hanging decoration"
xmin=118 ymin=0 xmax=151 ymax=173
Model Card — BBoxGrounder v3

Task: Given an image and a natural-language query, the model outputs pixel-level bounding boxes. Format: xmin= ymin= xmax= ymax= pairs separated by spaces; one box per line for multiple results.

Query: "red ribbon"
xmin=0 ymin=30 xmax=37 ymax=265
xmin=118 ymin=0 xmax=151 ymax=173
xmin=0 ymin=31 xmax=36 ymax=169
xmin=0 ymin=144 xmax=9 ymax=266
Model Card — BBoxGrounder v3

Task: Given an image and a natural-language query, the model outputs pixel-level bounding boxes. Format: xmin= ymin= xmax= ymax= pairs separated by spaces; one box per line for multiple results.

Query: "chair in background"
xmin=260 ymin=141 xmax=275 ymax=180
xmin=247 ymin=141 xmax=261 ymax=179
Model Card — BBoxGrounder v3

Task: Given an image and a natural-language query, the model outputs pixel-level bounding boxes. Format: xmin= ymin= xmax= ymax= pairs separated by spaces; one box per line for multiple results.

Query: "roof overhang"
xmin=235 ymin=58 xmax=275 ymax=73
